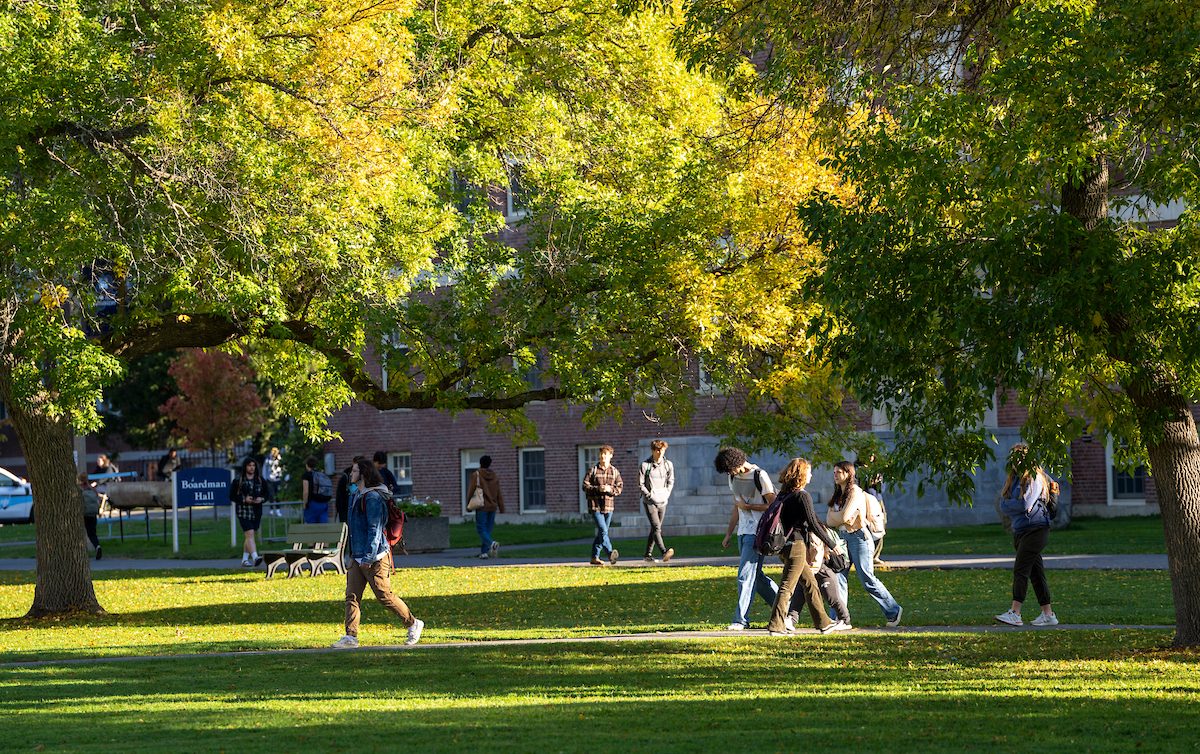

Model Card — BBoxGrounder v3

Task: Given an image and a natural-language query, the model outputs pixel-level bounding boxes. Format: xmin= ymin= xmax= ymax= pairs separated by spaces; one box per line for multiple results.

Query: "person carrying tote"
xmin=467 ymin=455 xmax=505 ymax=559
xmin=995 ymin=443 xmax=1058 ymax=627
xmin=826 ymin=460 xmax=903 ymax=627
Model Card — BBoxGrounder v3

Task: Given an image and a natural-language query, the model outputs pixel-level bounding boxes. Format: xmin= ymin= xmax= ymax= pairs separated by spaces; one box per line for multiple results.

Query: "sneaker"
xmin=767 ymin=630 xmax=792 ymax=637
xmin=405 ymin=618 xmax=425 ymax=646
xmin=478 ymin=553 xmax=490 ymax=559
xmin=831 ymin=621 xmax=854 ymax=631
xmin=995 ymin=609 xmax=1023 ymax=626
xmin=490 ymin=541 xmax=500 ymax=558
xmin=726 ymin=623 xmax=747 ymax=631
xmin=663 ymin=547 xmax=674 ymax=563
xmin=589 ymin=558 xmax=606 ymax=565
xmin=819 ymin=622 xmax=838 ymax=634
xmin=1031 ymin=612 xmax=1059 ymax=627
xmin=609 ymin=548 xmax=620 ymax=565
xmin=643 ymin=556 xmax=658 ymax=563
xmin=95 ymin=545 xmax=102 ymax=561
xmin=331 ymin=635 xmax=359 ymax=649
xmin=783 ymin=616 xmax=795 ymax=633
xmin=253 ymin=555 xmax=263 ymax=567
xmin=241 ymin=556 xmax=253 ymax=568
xmin=886 ymin=605 xmax=904 ymax=628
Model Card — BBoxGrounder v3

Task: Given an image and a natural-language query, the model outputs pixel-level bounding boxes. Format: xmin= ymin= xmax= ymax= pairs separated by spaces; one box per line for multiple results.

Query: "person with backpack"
xmin=302 ymin=456 xmax=334 ymax=524
xmin=229 ymin=456 xmax=273 ymax=567
xmin=855 ymin=457 xmax=888 ymax=567
xmin=466 ymin=454 xmax=505 ymax=559
xmin=332 ymin=458 xmax=424 ymax=648
xmin=766 ymin=458 xmax=846 ymax=635
xmin=639 ymin=439 xmax=675 ymax=563
xmin=826 ymin=460 xmax=903 ymax=627
xmin=716 ymin=447 xmax=779 ymax=630
xmin=995 ymin=443 xmax=1058 ymax=627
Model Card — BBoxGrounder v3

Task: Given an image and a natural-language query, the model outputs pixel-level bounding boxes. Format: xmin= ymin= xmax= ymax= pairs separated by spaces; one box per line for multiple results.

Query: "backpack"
xmin=358 ymin=488 xmax=407 ymax=550
xmin=1043 ymin=478 xmax=1060 ymax=519
xmin=864 ymin=491 xmax=887 ymax=538
xmin=754 ymin=492 xmax=789 ymax=556
xmin=309 ymin=470 xmax=333 ymax=502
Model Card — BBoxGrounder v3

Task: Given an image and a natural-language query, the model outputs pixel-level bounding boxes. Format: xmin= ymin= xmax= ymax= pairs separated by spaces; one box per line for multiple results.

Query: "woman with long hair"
xmin=826 ymin=460 xmax=903 ymax=627
xmin=995 ymin=444 xmax=1057 ymax=626
xmin=766 ymin=458 xmax=847 ymax=635
xmin=229 ymin=456 xmax=272 ymax=567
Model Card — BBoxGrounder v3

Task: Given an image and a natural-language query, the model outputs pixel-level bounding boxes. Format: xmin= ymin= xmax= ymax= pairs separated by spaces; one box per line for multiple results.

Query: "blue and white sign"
xmin=172 ymin=467 xmax=234 ymax=553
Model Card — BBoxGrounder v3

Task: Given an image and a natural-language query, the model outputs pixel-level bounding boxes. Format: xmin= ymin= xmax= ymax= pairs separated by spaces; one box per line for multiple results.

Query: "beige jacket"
xmin=825 ymin=485 xmax=866 ymax=533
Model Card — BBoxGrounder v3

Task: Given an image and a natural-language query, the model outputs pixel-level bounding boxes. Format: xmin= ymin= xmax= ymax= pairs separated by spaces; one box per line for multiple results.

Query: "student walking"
xmin=826 ymin=460 xmax=903 ymax=627
xmin=79 ymin=472 xmax=102 ymax=561
xmin=995 ymin=444 xmax=1058 ymax=627
xmin=263 ymin=447 xmax=284 ymax=517
xmin=301 ymin=456 xmax=333 ymax=523
xmin=716 ymin=447 xmax=778 ymax=630
xmin=467 ymin=455 xmax=505 ymax=559
xmin=332 ymin=459 xmax=424 ymax=648
xmin=582 ymin=444 xmax=623 ymax=565
xmin=230 ymin=457 xmax=272 ymax=567
xmin=639 ymin=440 xmax=675 ymax=563
xmin=766 ymin=458 xmax=845 ymax=635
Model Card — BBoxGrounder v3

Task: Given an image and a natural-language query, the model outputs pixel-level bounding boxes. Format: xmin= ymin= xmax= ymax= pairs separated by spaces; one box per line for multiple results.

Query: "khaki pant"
xmin=768 ymin=541 xmax=832 ymax=632
xmin=345 ymin=557 xmax=415 ymax=637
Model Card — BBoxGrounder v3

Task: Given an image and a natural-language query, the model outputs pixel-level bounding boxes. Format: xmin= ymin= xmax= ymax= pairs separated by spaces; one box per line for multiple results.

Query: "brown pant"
xmin=768 ymin=541 xmax=832 ymax=632
xmin=345 ymin=557 xmax=415 ymax=637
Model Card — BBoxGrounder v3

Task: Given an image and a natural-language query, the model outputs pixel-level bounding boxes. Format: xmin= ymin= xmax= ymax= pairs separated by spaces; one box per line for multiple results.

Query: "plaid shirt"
xmin=583 ymin=463 xmax=623 ymax=513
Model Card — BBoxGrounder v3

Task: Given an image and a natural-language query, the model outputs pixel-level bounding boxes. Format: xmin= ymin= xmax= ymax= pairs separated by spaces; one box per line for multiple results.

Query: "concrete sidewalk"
xmin=0 ymin=551 xmax=1169 ymax=571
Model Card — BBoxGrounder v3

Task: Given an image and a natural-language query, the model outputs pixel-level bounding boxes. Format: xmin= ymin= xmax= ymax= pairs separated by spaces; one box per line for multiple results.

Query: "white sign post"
xmin=172 ymin=472 xmax=179 ymax=554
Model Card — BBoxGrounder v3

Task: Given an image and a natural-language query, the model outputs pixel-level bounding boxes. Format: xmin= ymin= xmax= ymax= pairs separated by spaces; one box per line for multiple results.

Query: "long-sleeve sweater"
xmin=780 ymin=488 xmax=838 ymax=550
xmin=825 ymin=485 xmax=866 ymax=533
xmin=1000 ymin=475 xmax=1050 ymax=534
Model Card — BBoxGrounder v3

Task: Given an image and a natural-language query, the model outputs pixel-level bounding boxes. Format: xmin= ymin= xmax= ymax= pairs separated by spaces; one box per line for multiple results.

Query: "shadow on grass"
xmin=0 ymin=636 xmax=1195 ymax=752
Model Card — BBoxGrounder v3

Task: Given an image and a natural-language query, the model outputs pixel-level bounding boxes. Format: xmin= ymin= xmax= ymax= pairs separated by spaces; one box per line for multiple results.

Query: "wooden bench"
xmin=262 ymin=523 xmax=348 ymax=579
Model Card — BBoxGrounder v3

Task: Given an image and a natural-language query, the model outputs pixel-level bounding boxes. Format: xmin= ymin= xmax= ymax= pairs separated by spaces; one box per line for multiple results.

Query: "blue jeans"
xmin=304 ymin=503 xmax=329 ymax=524
xmin=733 ymin=533 xmax=778 ymax=626
xmin=591 ymin=511 xmax=614 ymax=559
xmin=476 ymin=510 xmax=497 ymax=554
xmin=836 ymin=529 xmax=900 ymax=621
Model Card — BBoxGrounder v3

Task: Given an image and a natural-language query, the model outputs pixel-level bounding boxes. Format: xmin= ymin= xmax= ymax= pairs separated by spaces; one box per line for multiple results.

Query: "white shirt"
xmin=729 ymin=465 xmax=774 ymax=536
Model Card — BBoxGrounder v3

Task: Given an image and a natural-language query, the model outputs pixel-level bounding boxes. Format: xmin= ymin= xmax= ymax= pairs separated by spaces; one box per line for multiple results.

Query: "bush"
xmin=397 ymin=498 xmax=441 ymax=517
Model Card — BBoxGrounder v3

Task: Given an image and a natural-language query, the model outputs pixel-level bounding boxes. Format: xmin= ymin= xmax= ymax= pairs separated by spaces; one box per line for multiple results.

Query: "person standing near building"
xmin=466 ymin=455 xmax=505 ymax=559
xmin=79 ymin=472 xmax=102 ymax=560
xmin=582 ymin=444 xmax=623 ymax=565
xmin=302 ymin=456 xmax=333 ymax=523
xmin=263 ymin=447 xmax=285 ymax=517
xmin=995 ymin=443 xmax=1058 ymax=627
xmin=639 ymin=440 xmax=675 ymax=563
xmin=716 ymin=446 xmax=779 ymax=630
xmin=230 ymin=456 xmax=272 ymax=567
xmin=157 ymin=449 xmax=181 ymax=480
xmin=373 ymin=451 xmax=398 ymax=493
xmin=332 ymin=458 xmax=424 ymax=648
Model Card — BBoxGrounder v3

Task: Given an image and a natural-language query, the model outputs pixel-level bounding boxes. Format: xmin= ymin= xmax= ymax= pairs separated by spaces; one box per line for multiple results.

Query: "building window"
xmin=505 ymin=164 xmax=529 ymax=222
xmin=520 ymin=448 xmax=546 ymax=512
xmin=388 ymin=453 xmax=413 ymax=498
xmin=578 ymin=445 xmax=604 ymax=513
xmin=1113 ymin=465 xmax=1146 ymax=499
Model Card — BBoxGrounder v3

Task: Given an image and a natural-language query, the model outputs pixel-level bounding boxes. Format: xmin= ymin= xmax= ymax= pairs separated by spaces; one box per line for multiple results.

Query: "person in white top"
xmin=717 ymin=447 xmax=779 ymax=630
xmin=826 ymin=460 xmax=903 ymax=627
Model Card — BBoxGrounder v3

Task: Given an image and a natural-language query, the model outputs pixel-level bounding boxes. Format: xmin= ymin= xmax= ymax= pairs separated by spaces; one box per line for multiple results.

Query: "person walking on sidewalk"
xmin=826 ymin=460 xmax=903 ymax=627
xmin=639 ymin=440 xmax=675 ymax=563
xmin=716 ymin=446 xmax=779 ymax=630
xmin=583 ymin=444 xmax=623 ymax=565
xmin=995 ymin=444 xmax=1058 ymax=627
xmin=467 ymin=455 xmax=505 ymax=559
xmin=263 ymin=447 xmax=284 ymax=518
xmin=332 ymin=458 xmax=424 ymax=648
xmin=79 ymin=472 xmax=102 ymax=561
xmin=230 ymin=457 xmax=272 ymax=567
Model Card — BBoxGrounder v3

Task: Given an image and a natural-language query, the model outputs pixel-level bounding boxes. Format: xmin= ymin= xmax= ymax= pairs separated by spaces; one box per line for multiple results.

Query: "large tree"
xmin=1 ymin=0 xmax=834 ymax=616
xmin=656 ymin=0 xmax=1200 ymax=645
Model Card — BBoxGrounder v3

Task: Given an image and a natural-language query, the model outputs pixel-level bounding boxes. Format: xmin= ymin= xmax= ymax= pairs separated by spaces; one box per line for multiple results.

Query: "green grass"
xmin=449 ymin=520 xmax=594 ymax=549
xmin=0 ymin=566 xmax=1174 ymax=662
xmin=520 ymin=515 xmax=1167 ymax=559
xmin=0 ymin=633 xmax=1194 ymax=752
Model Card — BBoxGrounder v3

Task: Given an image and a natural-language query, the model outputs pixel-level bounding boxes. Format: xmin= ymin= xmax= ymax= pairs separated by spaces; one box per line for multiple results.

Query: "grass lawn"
xmin=521 ymin=515 xmax=1167 ymax=559
xmin=0 ymin=566 xmax=1175 ymax=662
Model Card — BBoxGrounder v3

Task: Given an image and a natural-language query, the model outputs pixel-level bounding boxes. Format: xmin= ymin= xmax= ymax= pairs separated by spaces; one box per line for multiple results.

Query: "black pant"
xmin=643 ymin=502 xmax=668 ymax=556
xmin=801 ymin=564 xmax=851 ymax=624
xmin=84 ymin=515 xmax=99 ymax=549
xmin=1012 ymin=526 xmax=1051 ymax=606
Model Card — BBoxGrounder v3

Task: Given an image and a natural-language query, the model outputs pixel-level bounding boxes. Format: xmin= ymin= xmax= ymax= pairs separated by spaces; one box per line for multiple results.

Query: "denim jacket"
xmin=348 ymin=486 xmax=391 ymax=564
xmin=1000 ymin=476 xmax=1050 ymax=535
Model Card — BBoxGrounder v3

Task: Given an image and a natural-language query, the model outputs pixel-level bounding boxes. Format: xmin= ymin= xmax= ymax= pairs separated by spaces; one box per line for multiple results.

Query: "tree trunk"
xmin=1127 ymin=370 xmax=1200 ymax=647
xmin=5 ymin=399 xmax=105 ymax=617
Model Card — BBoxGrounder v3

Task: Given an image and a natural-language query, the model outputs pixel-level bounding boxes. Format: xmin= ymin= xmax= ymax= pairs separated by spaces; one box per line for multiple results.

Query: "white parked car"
xmin=0 ymin=466 xmax=34 ymax=524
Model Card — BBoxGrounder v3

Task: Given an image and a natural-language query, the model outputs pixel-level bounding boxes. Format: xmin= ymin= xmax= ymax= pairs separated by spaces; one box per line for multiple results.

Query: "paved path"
xmin=0 ymin=623 xmax=1175 ymax=670
xmin=0 ymin=551 xmax=1170 ymax=572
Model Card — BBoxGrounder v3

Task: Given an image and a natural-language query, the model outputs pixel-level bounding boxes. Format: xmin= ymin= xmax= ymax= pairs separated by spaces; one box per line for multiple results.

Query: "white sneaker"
xmin=995 ymin=609 xmax=1023 ymax=626
xmin=831 ymin=620 xmax=854 ymax=631
xmin=767 ymin=630 xmax=791 ymax=637
xmin=241 ymin=556 xmax=252 ymax=568
xmin=783 ymin=616 xmax=795 ymax=633
xmin=726 ymin=623 xmax=747 ymax=631
xmin=331 ymin=635 xmax=359 ymax=649
xmin=1031 ymin=612 xmax=1059 ymax=627
xmin=886 ymin=605 xmax=904 ymax=628
xmin=405 ymin=618 xmax=425 ymax=645
xmin=478 ymin=553 xmax=490 ymax=559
xmin=490 ymin=541 xmax=500 ymax=558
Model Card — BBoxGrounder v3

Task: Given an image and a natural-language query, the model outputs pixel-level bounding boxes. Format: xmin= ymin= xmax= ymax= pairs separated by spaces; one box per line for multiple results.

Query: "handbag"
xmin=467 ymin=471 xmax=486 ymax=512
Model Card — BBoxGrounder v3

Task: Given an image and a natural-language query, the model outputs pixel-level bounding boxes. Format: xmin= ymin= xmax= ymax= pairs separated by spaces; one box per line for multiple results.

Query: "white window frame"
xmin=388 ymin=452 xmax=413 ymax=499
xmin=697 ymin=359 xmax=722 ymax=396
xmin=504 ymin=162 xmax=528 ymax=222
xmin=519 ymin=447 xmax=546 ymax=513
xmin=1105 ymin=437 xmax=1147 ymax=506
xmin=577 ymin=445 xmax=604 ymax=514
xmin=461 ymin=449 xmax=487 ymax=514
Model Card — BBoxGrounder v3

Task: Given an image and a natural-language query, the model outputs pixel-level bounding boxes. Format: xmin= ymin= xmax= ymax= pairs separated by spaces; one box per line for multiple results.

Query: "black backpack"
xmin=754 ymin=491 xmax=789 ymax=556
xmin=310 ymin=471 xmax=334 ymax=502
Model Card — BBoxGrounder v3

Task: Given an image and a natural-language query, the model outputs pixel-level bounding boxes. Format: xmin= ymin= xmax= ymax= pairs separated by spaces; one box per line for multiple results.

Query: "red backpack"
xmin=359 ymin=489 xmax=407 ymax=552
